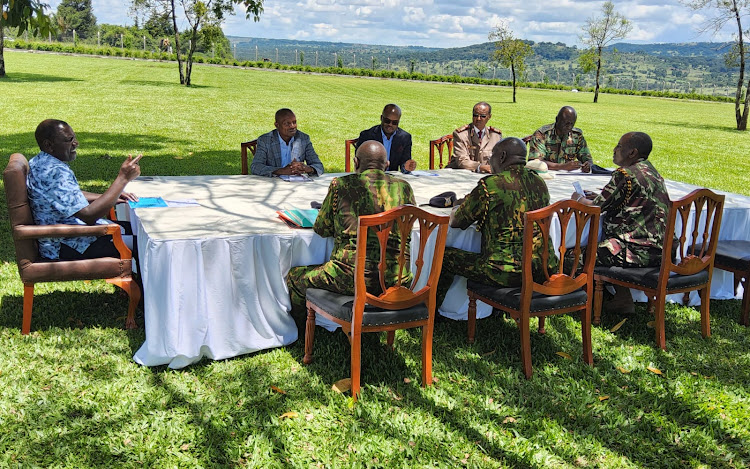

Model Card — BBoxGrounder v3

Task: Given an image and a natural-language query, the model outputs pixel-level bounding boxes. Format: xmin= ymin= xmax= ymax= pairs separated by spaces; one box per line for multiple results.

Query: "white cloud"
xmin=44 ymin=0 xmax=740 ymax=48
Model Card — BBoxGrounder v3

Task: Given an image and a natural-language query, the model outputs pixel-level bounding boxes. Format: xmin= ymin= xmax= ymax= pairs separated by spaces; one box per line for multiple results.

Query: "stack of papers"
xmin=128 ymin=197 xmax=168 ymax=208
xmin=279 ymin=174 xmax=313 ymax=182
xmin=277 ymin=208 xmax=319 ymax=228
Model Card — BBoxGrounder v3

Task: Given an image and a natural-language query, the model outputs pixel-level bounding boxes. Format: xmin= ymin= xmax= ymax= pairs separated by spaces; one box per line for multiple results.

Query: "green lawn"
xmin=1 ymin=50 xmax=749 ymax=468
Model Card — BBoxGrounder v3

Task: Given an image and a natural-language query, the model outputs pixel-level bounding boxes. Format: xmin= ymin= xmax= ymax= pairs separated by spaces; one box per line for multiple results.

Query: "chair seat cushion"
xmin=306 ymin=288 xmax=429 ymax=326
xmin=594 ymin=265 xmax=709 ymax=291
xmin=693 ymin=241 xmax=750 ymax=272
xmin=466 ymin=280 xmax=588 ymax=313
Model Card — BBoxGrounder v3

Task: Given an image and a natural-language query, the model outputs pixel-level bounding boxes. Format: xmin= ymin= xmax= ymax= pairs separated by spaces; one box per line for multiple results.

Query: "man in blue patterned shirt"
xmin=27 ymin=119 xmax=142 ymax=260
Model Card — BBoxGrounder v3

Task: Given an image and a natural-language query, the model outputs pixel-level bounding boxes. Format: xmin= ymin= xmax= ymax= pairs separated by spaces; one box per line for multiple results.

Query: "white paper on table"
xmin=410 ymin=170 xmax=440 ymax=177
xmin=164 ymin=199 xmax=201 ymax=207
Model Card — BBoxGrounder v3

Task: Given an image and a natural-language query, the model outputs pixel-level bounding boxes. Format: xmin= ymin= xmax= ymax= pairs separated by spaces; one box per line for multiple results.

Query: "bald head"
xmin=354 ymin=140 xmax=389 ymax=172
xmin=490 ymin=137 xmax=527 ymax=173
xmin=35 ymin=119 xmax=69 ymax=149
xmin=382 ymin=104 xmax=401 ymax=116
xmin=554 ymin=106 xmax=577 ymax=136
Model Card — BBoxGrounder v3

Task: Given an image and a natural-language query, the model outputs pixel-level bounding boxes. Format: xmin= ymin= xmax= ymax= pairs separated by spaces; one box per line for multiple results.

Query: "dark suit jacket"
xmin=355 ymin=125 xmax=412 ymax=172
xmin=250 ymin=129 xmax=324 ymax=177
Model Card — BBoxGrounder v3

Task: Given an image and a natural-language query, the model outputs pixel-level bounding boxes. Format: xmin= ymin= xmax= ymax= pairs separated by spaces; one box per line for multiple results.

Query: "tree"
xmin=131 ymin=0 xmax=263 ymax=86
xmin=55 ymin=0 xmax=96 ymax=40
xmin=0 ymin=0 xmax=55 ymax=77
xmin=682 ymin=0 xmax=750 ymax=130
xmin=489 ymin=22 xmax=533 ymax=103
xmin=579 ymin=1 xmax=632 ymax=103
xmin=473 ymin=62 xmax=488 ymax=78
xmin=180 ymin=0 xmax=263 ymax=85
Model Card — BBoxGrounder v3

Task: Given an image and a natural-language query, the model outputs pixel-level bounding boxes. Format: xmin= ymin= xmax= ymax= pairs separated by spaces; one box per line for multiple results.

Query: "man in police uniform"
xmin=573 ymin=131 xmax=671 ymax=313
xmin=528 ymin=106 xmax=592 ymax=172
xmin=286 ymin=140 xmax=416 ymax=328
xmin=437 ymin=137 xmax=555 ymax=305
xmin=445 ymin=102 xmax=502 ymax=173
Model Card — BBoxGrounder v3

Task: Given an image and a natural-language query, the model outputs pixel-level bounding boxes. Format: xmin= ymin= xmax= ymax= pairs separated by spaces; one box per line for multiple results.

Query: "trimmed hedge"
xmin=8 ymin=40 xmax=734 ymax=103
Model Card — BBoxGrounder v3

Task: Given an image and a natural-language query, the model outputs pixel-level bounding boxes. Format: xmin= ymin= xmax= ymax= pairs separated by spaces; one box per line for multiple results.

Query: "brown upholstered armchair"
xmin=4 ymin=153 xmax=141 ymax=335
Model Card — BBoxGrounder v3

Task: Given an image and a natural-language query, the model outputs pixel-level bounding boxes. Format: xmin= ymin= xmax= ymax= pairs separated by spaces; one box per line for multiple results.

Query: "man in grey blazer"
xmin=250 ymin=108 xmax=325 ymax=177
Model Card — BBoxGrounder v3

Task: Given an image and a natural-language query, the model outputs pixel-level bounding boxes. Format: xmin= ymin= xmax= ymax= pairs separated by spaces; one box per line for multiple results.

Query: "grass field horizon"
xmin=1 ymin=50 xmax=750 ymax=467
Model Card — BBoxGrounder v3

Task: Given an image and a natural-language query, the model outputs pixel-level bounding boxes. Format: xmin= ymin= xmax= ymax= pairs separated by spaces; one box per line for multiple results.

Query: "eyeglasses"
xmin=382 ymin=117 xmax=400 ymax=125
xmin=473 ymin=113 xmax=488 ymax=118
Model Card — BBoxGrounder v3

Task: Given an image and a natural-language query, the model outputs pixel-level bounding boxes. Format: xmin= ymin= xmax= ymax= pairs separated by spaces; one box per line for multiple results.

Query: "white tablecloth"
xmin=125 ymin=170 xmax=750 ymax=368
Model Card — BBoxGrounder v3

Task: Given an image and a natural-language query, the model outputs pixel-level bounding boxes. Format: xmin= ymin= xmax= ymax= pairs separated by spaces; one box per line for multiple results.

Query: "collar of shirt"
xmin=277 ymin=133 xmax=296 ymax=167
xmin=472 ymin=125 xmax=484 ymax=140
xmin=380 ymin=128 xmax=394 ymax=158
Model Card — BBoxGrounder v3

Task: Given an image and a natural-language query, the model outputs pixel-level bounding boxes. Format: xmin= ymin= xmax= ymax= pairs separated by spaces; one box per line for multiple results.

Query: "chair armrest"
xmin=13 ymin=223 xmax=121 ymax=240
xmin=14 ymin=224 xmax=133 ymax=259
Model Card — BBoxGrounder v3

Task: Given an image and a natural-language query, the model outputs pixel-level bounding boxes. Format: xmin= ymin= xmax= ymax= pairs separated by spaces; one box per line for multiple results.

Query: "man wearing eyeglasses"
xmin=446 ymin=102 xmax=502 ymax=173
xmin=355 ymin=104 xmax=416 ymax=173
xmin=528 ymin=106 xmax=592 ymax=172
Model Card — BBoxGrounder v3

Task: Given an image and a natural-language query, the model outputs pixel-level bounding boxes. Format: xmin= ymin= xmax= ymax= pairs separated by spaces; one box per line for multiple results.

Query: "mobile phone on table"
xmin=573 ymin=181 xmax=584 ymax=196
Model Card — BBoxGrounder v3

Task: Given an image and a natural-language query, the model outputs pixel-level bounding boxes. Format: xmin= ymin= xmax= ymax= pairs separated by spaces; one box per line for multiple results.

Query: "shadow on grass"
xmin=659 ymin=120 xmax=742 ymax=133
xmin=0 ymin=72 xmax=83 ymax=83
xmin=120 ymin=79 xmax=214 ymax=89
xmin=0 ymin=290 xmax=142 ymax=334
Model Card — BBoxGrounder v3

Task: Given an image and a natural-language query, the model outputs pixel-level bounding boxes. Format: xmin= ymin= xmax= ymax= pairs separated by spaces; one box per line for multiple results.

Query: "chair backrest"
xmin=662 ymin=188 xmax=725 ymax=279
xmin=522 ymin=199 xmax=601 ymax=300
xmin=429 ymin=134 xmax=453 ymax=170
xmin=344 ymin=138 xmax=358 ymax=172
xmin=3 ymin=153 xmax=40 ymax=270
xmin=240 ymin=139 xmax=258 ymax=175
xmin=353 ymin=205 xmax=449 ymax=317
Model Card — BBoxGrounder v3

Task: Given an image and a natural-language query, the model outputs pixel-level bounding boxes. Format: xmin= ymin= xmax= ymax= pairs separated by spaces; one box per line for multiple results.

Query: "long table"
xmin=125 ymin=170 xmax=750 ymax=368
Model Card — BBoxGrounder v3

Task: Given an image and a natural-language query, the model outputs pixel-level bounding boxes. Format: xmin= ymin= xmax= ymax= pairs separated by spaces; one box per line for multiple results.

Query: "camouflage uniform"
xmin=286 ymin=169 xmax=416 ymax=314
xmin=445 ymin=124 xmax=502 ymax=171
xmin=592 ymin=159 xmax=670 ymax=267
xmin=436 ymin=165 xmax=557 ymax=303
xmin=528 ymin=124 xmax=592 ymax=165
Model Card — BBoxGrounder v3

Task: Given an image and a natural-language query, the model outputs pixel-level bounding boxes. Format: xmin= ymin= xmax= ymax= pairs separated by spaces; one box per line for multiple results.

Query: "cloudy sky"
xmin=45 ymin=0 xmax=734 ymax=48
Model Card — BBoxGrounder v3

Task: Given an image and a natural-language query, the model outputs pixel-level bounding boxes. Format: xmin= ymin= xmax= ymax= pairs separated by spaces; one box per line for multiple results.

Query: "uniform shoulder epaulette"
xmin=487 ymin=126 xmax=502 ymax=134
xmin=571 ymin=127 xmax=584 ymax=135
xmin=454 ymin=124 xmax=471 ymax=133
xmin=538 ymin=123 xmax=555 ymax=133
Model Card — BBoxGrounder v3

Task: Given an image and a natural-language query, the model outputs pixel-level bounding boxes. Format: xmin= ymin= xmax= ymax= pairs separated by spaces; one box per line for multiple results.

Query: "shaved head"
xmin=490 ymin=137 xmax=527 ymax=173
xmin=354 ymin=140 xmax=389 ymax=172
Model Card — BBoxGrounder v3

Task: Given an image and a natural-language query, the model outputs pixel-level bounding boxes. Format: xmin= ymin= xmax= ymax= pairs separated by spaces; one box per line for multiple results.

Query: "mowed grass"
xmin=0 ymin=50 xmax=749 ymax=467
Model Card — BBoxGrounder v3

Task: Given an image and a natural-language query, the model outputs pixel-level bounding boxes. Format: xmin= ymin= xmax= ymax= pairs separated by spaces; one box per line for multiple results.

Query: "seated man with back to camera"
xmin=27 ymin=119 xmax=141 ymax=260
xmin=572 ymin=132 xmax=671 ymax=314
xmin=251 ymin=108 xmax=325 ymax=177
xmin=286 ymin=140 xmax=416 ymax=331
xmin=355 ymin=104 xmax=417 ymax=173
xmin=436 ymin=137 xmax=556 ymax=306
xmin=445 ymin=101 xmax=502 ymax=173
xmin=528 ymin=105 xmax=592 ymax=172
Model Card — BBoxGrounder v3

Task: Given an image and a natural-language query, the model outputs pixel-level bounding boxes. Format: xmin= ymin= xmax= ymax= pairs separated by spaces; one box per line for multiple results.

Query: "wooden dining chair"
xmin=344 ymin=138 xmax=358 ymax=172
xmin=303 ymin=205 xmax=450 ymax=399
xmin=594 ymin=188 xmax=725 ymax=350
xmin=429 ymin=134 xmax=453 ymax=169
xmin=685 ymin=240 xmax=750 ymax=326
xmin=240 ymin=139 xmax=258 ymax=175
xmin=466 ymin=199 xmax=601 ymax=379
xmin=4 ymin=153 xmax=141 ymax=334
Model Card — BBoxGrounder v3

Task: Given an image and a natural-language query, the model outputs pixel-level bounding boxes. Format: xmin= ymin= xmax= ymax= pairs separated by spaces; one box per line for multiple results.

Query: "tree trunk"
xmin=732 ymin=0 xmax=747 ymax=130
xmin=185 ymin=31 xmax=199 ymax=86
xmin=511 ymin=62 xmax=516 ymax=103
xmin=594 ymin=46 xmax=602 ymax=103
xmin=741 ymin=76 xmax=750 ymax=131
xmin=0 ymin=25 xmax=5 ymax=78
xmin=170 ymin=0 xmax=185 ymax=85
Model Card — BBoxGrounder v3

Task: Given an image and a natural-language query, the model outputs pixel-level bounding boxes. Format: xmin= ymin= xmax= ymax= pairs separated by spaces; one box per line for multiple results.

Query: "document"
xmin=279 ymin=174 xmax=313 ymax=182
xmin=128 ymin=197 xmax=168 ymax=208
xmin=277 ymin=208 xmax=319 ymax=228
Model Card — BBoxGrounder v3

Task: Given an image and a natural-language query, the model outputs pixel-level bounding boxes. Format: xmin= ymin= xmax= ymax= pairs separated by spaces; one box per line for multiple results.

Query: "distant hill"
xmin=228 ymin=36 xmax=737 ymax=96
